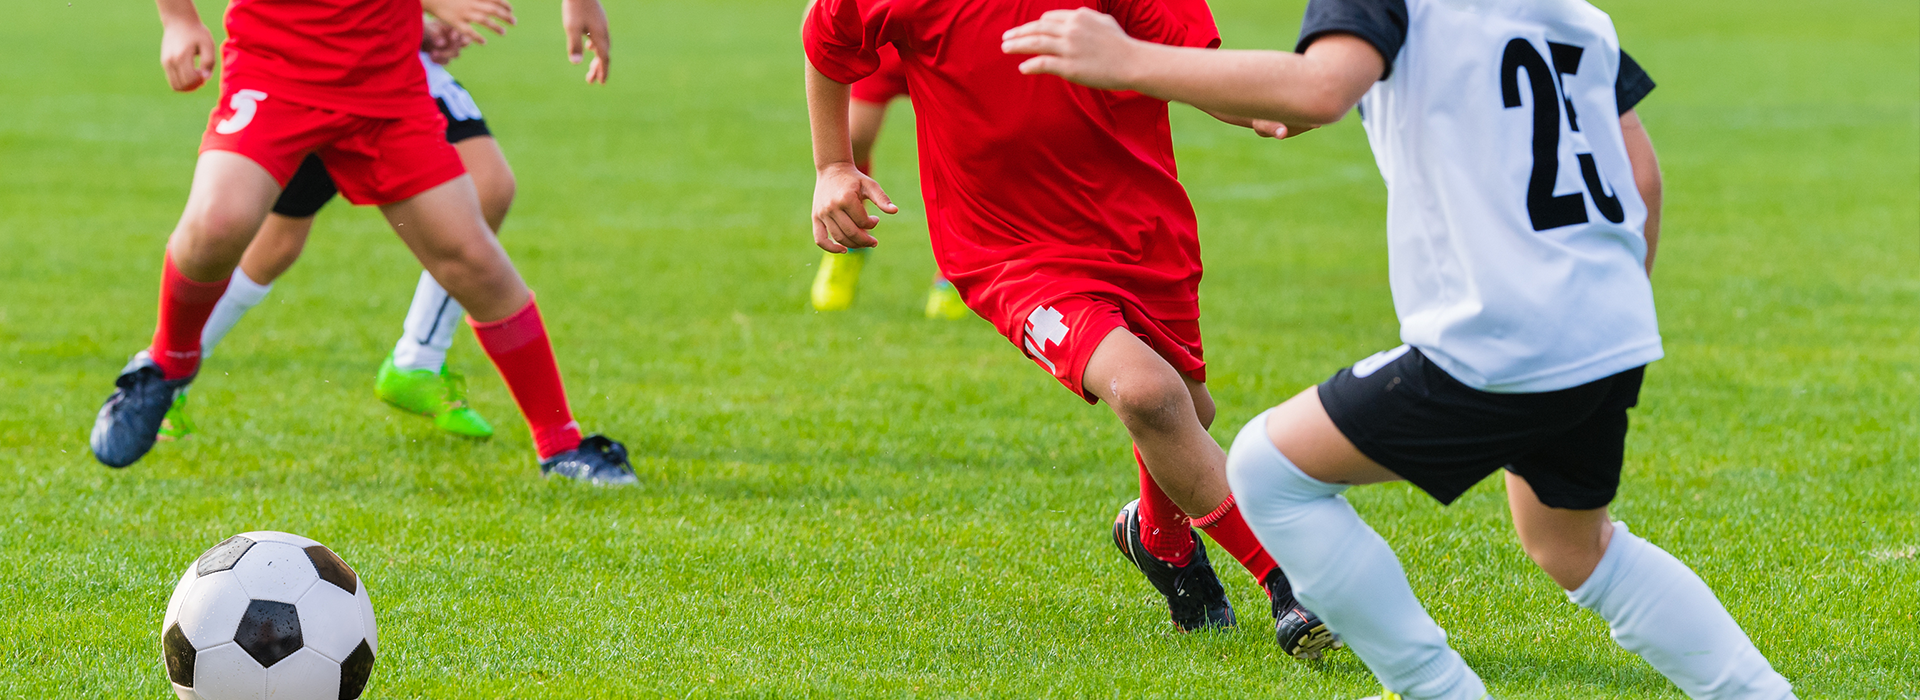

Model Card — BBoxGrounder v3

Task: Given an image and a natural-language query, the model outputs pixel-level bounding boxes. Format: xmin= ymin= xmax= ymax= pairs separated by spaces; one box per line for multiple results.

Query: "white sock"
xmin=199 ymin=268 xmax=273 ymax=358
xmin=1227 ymin=409 xmax=1488 ymax=700
xmin=1569 ymin=522 xmax=1796 ymax=699
xmin=391 ymin=271 xmax=465 ymax=372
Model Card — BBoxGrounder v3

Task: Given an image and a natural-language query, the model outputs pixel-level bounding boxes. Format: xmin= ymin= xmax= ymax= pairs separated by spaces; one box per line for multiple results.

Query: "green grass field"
xmin=2 ymin=0 xmax=1916 ymax=696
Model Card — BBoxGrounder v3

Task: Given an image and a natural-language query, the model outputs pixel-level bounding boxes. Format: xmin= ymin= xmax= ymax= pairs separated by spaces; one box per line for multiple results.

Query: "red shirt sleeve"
xmin=1104 ymin=0 xmax=1215 ymax=49
xmin=803 ymin=0 xmax=883 ymax=84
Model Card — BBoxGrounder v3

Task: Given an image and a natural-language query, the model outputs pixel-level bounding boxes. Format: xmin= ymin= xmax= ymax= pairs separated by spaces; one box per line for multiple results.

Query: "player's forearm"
xmin=1621 ymin=110 xmax=1662 ymax=275
xmin=155 ymin=0 xmax=203 ymax=28
xmin=1118 ymin=38 xmax=1380 ymax=126
xmin=806 ymin=62 xmax=856 ymax=172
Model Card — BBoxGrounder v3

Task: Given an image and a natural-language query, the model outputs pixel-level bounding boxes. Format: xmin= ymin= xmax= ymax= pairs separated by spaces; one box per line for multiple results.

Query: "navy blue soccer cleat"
xmin=91 ymin=350 xmax=193 ymax=468
xmin=539 ymin=434 xmax=638 ymax=486
xmin=1113 ymin=499 xmax=1235 ymax=632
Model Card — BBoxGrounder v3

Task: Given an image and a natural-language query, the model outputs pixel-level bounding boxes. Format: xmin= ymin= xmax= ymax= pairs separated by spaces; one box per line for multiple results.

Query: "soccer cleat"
xmin=91 ymin=350 xmax=193 ymax=468
xmin=923 ymin=277 xmax=970 ymax=320
xmin=810 ymin=248 xmax=868 ymax=311
xmin=539 ymin=434 xmax=638 ymax=486
xmin=1112 ymin=499 xmax=1235 ymax=631
xmin=1269 ymin=571 xmax=1340 ymax=659
xmin=375 ymin=355 xmax=495 ymax=438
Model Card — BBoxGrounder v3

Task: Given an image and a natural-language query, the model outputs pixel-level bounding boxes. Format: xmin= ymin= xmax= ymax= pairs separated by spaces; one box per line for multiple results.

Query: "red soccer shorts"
xmin=1003 ymin=294 xmax=1206 ymax=404
xmin=198 ymin=86 xmax=466 ymax=206
xmin=850 ymin=46 xmax=908 ymax=105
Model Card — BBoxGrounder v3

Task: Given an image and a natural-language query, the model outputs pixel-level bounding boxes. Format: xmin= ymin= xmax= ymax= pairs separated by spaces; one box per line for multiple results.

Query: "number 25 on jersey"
xmin=1502 ymin=39 xmax=1626 ymax=232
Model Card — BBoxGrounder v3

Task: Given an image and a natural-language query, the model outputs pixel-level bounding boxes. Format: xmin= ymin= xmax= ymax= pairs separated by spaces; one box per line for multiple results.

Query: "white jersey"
xmin=1355 ymin=0 xmax=1662 ymax=392
xmin=418 ymin=52 xmax=484 ymax=122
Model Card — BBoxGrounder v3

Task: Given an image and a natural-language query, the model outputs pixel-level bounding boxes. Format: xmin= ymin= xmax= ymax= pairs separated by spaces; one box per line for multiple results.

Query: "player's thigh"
xmin=379 ymin=176 xmax=526 ymax=321
xmin=452 ymin=136 xmax=514 ymax=231
xmin=849 ymin=100 xmax=890 ymax=164
xmin=1263 ymin=385 xmax=1400 ymax=486
xmin=1504 ymin=472 xmax=1613 ymax=590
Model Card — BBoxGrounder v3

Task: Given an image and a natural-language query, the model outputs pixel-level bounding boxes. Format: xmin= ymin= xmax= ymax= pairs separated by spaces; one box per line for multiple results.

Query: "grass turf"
xmin=2 ymin=0 xmax=1915 ymax=696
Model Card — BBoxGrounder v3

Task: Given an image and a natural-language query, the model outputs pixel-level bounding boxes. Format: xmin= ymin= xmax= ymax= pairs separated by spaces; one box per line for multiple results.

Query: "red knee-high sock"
xmin=149 ymin=253 xmax=231 ymax=380
xmin=1135 ymin=446 xmax=1196 ymax=566
xmin=1192 ymin=494 xmax=1281 ymax=588
xmin=468 ymin=296 xmax=582 ymax=460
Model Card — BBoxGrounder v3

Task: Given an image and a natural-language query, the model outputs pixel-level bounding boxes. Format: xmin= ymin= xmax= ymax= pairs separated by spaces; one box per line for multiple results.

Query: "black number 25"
xmin=1501 ymin=38 xmax=1625 ymax=231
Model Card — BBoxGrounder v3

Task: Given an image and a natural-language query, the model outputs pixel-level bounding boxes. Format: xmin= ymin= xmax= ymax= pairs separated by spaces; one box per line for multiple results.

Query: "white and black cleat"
xmin=1113 ymin=499 xmax=1236 ymax=631
xmin=539 ymin=434 xmax=638 ymax=486
xmin=90 ymin=350 xmax=193 ymax=468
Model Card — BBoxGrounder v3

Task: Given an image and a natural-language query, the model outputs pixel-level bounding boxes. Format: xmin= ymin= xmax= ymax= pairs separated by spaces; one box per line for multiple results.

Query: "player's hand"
xmin=1000 ymin=8 xmax=1143 ymax=91
xmin=422 ymin=18 xmax=471 ymax=65
xmin=422 ymin=0 xmax=515 ymax=46
xmin=159 ymin=20 xmax=217 ymax=92
xmin=562 ymin=0 xmax=611 ymax=83
xmin=812 ymin=162 xmax=897 ymax=253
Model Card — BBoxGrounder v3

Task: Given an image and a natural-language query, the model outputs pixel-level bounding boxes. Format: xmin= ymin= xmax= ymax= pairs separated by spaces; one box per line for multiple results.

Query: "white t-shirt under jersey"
xmin=1302 ymin=0 xmax=1663 ymax=393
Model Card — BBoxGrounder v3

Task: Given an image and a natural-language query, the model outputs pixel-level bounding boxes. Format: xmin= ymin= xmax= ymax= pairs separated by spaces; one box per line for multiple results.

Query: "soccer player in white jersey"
xmin=1004 ymin=0 xmax=1795 ymax=698
xmin=164 ymin=20 xmax=512 ymax=441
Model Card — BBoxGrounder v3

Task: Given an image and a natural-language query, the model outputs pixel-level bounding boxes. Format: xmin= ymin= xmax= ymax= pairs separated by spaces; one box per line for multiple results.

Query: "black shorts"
xmin=270 ymin=96 xmax=491 ymax=218
xmin=1318 ymin=345 xmax=1645 ymax=510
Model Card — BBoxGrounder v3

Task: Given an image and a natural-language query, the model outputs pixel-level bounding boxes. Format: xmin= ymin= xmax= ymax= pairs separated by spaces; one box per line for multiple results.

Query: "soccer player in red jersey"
xmin=91 ymin=0 xmax=638 ymax=485
xmin=803 ymin=0 xmax=1334 ymax=656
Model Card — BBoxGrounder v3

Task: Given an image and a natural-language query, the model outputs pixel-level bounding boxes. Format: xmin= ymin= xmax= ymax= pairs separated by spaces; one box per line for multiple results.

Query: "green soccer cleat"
xmin=924 ymin=277 xmax=970 ymax=320
xmin=157 ymin=388 xmax=195 ymax=441
xmin=375 ymin=355 xmax=495 ymax=438
xmin=810 ymin=248 xmax=869 ymax=311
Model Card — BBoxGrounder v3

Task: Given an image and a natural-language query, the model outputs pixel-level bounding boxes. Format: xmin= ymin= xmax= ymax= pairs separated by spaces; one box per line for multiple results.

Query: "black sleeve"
xmin=1615 ymin=50 xmax=1655 ymax=114
xmin=1295 ymin=0 xmax=1408 ymax=80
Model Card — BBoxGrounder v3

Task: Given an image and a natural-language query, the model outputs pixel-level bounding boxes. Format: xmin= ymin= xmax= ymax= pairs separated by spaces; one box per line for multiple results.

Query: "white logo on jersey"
xmin=214 ymin=90 xmax=269 ymax=135
xmin=1023 ymin=306 xmax=1070 ymax=373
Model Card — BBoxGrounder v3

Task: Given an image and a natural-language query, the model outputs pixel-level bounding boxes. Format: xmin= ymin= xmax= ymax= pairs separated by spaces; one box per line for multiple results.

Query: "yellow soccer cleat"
xmin=924 ymin=277 xmax=970 ymax=320
xmin=810 ymin=248 xmax=869 ymax=311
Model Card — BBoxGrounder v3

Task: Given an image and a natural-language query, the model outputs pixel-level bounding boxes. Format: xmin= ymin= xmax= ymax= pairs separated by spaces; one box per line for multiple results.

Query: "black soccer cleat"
xmin=90 ymin=350 xmax=193 ymax=468
xmin=1266 ymin=570 xmax=1341 ymax=660
xmin=539 ymin=434 xmax=638 ymax=486
xmin=1112 ymin=499 xmax=1235 ymax=632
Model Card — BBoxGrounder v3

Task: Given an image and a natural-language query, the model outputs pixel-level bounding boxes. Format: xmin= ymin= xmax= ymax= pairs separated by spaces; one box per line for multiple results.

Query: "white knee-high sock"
xmin=199 ymin=268 xmax=273 ymax=358
xmin=392 ymin=271 xmax=465 ymax=372
xmin=1569 ymin=522 xmax=1795 ymax=699
xmin=1227 ymin=409 xmax=1487 ymax=700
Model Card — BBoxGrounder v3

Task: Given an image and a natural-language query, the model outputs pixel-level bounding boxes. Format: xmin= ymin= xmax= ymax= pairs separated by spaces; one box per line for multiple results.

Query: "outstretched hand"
xmin=562 ymin=0 xmax=611 ymax=83
xmin=422 ymin=19 xmax=472 ymax=65
xmin=159 ymin=21 xmax=216 ymax=92
xmin=422 ymin=0 xmax=516 ymax=47
xmin=1000 ymin=8 xmax=1141 ymax=91
xmin=811 ymin=163 xmax=897 ymax=253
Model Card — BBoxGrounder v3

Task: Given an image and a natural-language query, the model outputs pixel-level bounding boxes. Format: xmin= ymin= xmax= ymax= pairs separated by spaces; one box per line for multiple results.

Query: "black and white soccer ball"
xmin=161 ymin=531 xmax=378 ymax=700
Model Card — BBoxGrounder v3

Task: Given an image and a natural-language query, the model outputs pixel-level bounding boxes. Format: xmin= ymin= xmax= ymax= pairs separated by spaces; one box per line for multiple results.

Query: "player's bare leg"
xmin=92 ymin=151 xmax=281 ymax=467
xmin=380 ymin=177 xmax=633 ymax=484
xmin=381 ymin=136 xmax=516 ymax=438
xmin=811 ymin=100 xmax=888 ymax=312
xmin=1083 ymin=329 xmax=1331 ymax=654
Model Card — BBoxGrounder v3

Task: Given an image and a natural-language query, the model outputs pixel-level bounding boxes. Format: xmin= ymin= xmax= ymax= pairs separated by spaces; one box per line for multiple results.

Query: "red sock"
xmin=468 ymin=296 xmax=582 ymax=460
xmin=1192 ymin=494 xmax=1280 ymax=587
xmin=149 ymin=253 xmax=231 ymax=380
xmin=1135 ymin=446 xmax=1196 ymax=566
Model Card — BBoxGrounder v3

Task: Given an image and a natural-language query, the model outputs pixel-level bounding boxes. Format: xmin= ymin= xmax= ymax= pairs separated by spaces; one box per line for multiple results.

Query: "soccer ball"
xmin=161 ymin=531 xmax=378 ymax=700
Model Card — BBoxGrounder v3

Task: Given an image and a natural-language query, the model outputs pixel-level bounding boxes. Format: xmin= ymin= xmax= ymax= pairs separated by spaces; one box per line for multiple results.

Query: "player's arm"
xmin=807 ymin=62 xmax=897 ymax=253
xmin=155 ymin=0 xmax=215 ymax=92
xmin=1001 ymin=9 xmax=1381 ymax=136
xmin=1621 ymin=109 xmax=1662 ymax=275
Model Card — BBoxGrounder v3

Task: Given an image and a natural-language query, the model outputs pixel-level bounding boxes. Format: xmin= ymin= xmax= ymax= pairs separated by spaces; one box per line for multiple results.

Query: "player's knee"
xmin=477 ymin=172 xmax=516 ymax=226
xmin=1519 ymin=534 xmax=1607 ymax=590
xmin=1106 ymin=373 xmax=1195 ymax=435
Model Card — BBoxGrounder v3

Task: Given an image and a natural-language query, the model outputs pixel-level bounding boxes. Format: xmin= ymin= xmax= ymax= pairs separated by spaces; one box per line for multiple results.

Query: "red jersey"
xmin=222 ymin=0 xmax=435 ymax=118
xmin=804 ymin=0 xmax=1218 ymax=330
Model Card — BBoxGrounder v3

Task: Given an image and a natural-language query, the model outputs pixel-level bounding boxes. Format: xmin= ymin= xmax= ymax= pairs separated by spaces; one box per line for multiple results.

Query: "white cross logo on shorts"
xmin=1024 ymin=305 xmax=1070 ymax=373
